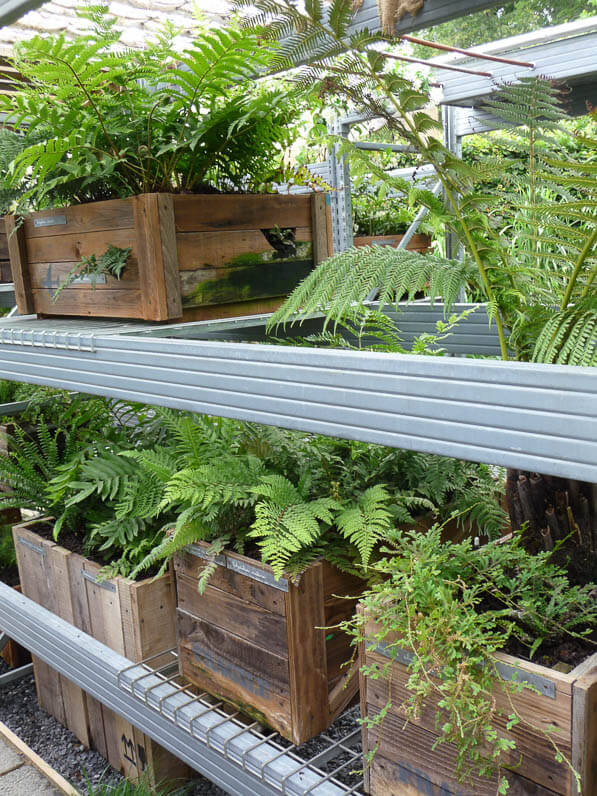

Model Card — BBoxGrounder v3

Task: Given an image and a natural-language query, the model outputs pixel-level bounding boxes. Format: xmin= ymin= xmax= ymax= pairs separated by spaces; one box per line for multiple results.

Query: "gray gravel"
xmin=0 ymin=660 xmax=227 ymax=794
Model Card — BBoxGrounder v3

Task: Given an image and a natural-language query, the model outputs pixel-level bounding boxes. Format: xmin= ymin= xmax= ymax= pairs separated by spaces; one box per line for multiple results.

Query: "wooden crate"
xmin=360 ymin=616 xmax=597 ymax=796
xmin=13 ymin=518 xmax=189 ymax=785
xmin=353 ymin=233 xmax=430 ymax=252
xmin=175 ymin=543 xmax=363 ymax=745
xmin=6 ymin=192 xmax=333 ymax=322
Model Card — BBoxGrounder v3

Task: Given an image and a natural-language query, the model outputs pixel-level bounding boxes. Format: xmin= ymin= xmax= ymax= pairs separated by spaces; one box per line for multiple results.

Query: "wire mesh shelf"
xmin=117 ymin=649 xmax=366 ymax=796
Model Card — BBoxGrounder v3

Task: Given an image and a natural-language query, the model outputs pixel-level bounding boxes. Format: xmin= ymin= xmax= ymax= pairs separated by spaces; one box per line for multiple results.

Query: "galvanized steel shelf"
xmin=0 ymin=306 xmax=594 ymax=481
xmin=0 ymin=583 xmax=363 ymax=796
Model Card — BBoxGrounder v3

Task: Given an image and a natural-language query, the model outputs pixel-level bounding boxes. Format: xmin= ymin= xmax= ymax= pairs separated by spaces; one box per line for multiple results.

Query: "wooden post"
xmin=4 ymin=215 xmax=34 ymax=314
xmin=311 ymin=193 xmax=332 ymax=264
xmin=286 ymin=563 xmax=329 ymax=745
xmin=133 ymin=194 xmax=182 ymax=321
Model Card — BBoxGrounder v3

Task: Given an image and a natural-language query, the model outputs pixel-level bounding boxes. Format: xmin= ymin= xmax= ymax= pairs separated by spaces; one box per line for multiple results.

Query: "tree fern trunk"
xmin=506 ymin=469 xmax=597 ymax=576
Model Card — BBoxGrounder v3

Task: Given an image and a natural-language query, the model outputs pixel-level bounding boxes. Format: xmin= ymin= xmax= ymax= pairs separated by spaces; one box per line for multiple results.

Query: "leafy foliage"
xmin=0 ymin=9 xmax=304 ymax=211
xmin=345 ymin=528 xmax=597 ymax=791
xmin=239 ymin=0 xmax=596 ymax=367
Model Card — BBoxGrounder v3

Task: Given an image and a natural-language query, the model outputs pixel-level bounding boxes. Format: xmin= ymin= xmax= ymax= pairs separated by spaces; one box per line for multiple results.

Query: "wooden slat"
xmin=66 ymin=551 xmax=108 ymax=760
xmin=0 ymin=227 xmax=9 ymax=260
xmin=353 ymin=233 xmax=431 ymax=251
xmin=358 ymin=636 xmax=370 ymax=795
xmin=5 ymin=215 xmax=34 ymax=314
xmin=174 ymin=551 xmax=285 ymax=616
xmin=286 ymin=562 xmax=329 ymax=745
xmin=28 ymin=260 xmax=140 ymax=290
xmin=32 ymin=288 xmax=143 ymax=318
xmin=572 ymin=671 xmax=597 ymax=796
xmin=11 ymin=524 xmax=67 ymax=726
xmin=181 ymin=296 xmax=284 ymax=322
xmin=311 ymin=193 xmax=330 ymax=264
xmin=177 ymin=228 xmax=312 ymax=271
xmin=178 ymin=611 xmax=292 ymax=738
xmin=26 ymin=228 xmax=137 ymax=265
xmin=366 ymin=650 xmax=572 ymax=793
xmin=180 ymin=259 xmax=314 ymax=308
xmin=44 ymin=545 xmax=91 ymax=747
xmin=176 ymin=573 xmax=288 ymax=658
xmin=133 ymin=193 xmax=182 ymax=321
xmin=173 ymin=194 xmax=312 ymax=232
xmin=23 ymin=199 xmax=134 ymax=239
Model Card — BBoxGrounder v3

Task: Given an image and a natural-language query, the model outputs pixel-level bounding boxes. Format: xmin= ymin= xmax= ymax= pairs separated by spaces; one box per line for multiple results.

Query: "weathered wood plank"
xmin=173 ymin=194 xmax=312 ymax=232
xmin=177 ymin=616 xmax=292 ymax=738
xmin=353 ymin=233 xmax=430 ymax=251
xmin=23 ymin=199 xmax=134 ymax=239
xmin=176 ymin=227 xmax=312 ymax=271
xmin=181 ymin=296 xmax=284 ymax=322
xmin=366 ymin=648 xmax=573 ymax=794
xmin=5 ymin=215 xmax=34 ymax=314
xmin=180 ymin=259 xmax=314 ymax=307
xmin=174 ymin=550 xmax=285 ymax=616
xmin=133 ymin=193 xmax=182 ymax=321
xmin=286 ymin=563 xmax=328 ymax=744
xmin=32 ymin=288 xmax=143 ymax=318
xmin=12 ymin=524 xmax=67 ymax=726
xmin=311 ymin=193 xmax=330 ymax=264
xmin=176 ymin=573 xmax=288 ymax=658
xmin=572 ymin=671 xmax=597 ymax=796
xmin=26 ymin=228 xmax=137 ymax=265
xmin=28 ymin=260 xmax=140 ymax=290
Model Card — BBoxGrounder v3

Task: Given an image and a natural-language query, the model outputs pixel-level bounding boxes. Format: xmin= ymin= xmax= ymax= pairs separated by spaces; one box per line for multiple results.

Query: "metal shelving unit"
xmin=0 ymin=583 xmax=364 ymax=796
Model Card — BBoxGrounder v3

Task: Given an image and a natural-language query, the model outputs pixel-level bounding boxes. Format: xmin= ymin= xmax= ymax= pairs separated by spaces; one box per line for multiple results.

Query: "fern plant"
xmin=239 ymin=1 xmax=595 ymax=367
xmin=0 ymin=8 xmax=304 ymax=211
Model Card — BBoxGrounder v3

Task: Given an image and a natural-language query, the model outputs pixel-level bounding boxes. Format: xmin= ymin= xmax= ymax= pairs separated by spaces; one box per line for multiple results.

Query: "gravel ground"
xmin=0 ymin=660 xmax=227 ymax=794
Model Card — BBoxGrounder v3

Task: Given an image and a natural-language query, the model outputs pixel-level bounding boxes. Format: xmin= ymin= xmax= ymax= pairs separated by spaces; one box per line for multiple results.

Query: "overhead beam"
xmin=349 ymin=0 xmax=504 ymax=37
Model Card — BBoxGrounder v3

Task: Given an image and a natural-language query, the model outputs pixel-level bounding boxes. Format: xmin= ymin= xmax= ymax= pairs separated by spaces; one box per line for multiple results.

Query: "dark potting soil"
xmin=0 ymin=660 xmax=228 ymax=794
xmin=0 ymin=565 xmax=19 ymax=587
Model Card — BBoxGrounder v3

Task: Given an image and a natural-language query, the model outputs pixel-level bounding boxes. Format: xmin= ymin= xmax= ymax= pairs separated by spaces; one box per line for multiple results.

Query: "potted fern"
xmin=59 ymin=409 xmax=506 ymax=745
xmin=0 ymin=397 xmax=189 ymax=785
xmin=0 ymin=8 xmax=331 ymax=322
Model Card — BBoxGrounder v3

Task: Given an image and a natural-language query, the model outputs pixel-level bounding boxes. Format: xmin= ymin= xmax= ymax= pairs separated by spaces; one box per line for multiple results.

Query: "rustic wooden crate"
xmin=13 ymin=518 xmax=189 ymax=785
xmin=352 ymin=233 xmax=430 ymax=252
xmin=6 ymin=192 xmax=332 ymax=322
xmin=175 ymin=542 xmax=363 ymax=745
xmin=360 ymin=616 xmax=597 ymax=796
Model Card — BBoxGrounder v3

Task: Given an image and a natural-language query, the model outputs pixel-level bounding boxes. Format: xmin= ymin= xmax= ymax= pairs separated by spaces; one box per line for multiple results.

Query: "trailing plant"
xmin=52 ymin=244 xmax=131 ymax=303
xmin=238 ymin=1 xmax=596 ymax=367
xmin=344 ymin=527 xmax=597 ymax=793
xmin=0 ymin=7 xmax=304 ymax=211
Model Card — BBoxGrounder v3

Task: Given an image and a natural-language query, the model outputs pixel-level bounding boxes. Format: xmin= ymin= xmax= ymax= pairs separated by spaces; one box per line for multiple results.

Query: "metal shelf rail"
xmin=0 ymin=582 xmax=364 ymax=796
xmin=0 ymin=308 xmax=595 ymax=481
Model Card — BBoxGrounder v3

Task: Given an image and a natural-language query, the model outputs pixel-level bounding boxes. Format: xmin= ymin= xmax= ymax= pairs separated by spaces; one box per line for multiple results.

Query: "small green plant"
xmin=345 ymin=527 xmax=597 ymax=793
xmin=80 ymin=767 xmax=190 ymax=795
xmin=52 ymin=244 xmax=131 ymax=303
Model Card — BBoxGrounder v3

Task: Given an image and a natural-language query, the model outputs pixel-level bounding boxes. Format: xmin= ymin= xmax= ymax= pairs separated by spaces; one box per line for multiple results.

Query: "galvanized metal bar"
xmin=0 ymin=583 xmax=357 ymax=796
xmin=0 ymin=662 xmax=33 ymax=686
xmin=0 ymin=316 xmax=594 ymax=481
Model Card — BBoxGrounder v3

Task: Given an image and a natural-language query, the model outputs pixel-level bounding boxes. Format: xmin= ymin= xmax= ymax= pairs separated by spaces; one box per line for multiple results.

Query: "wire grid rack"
xmin=117 ymin=649 xmax=366 ymax=796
